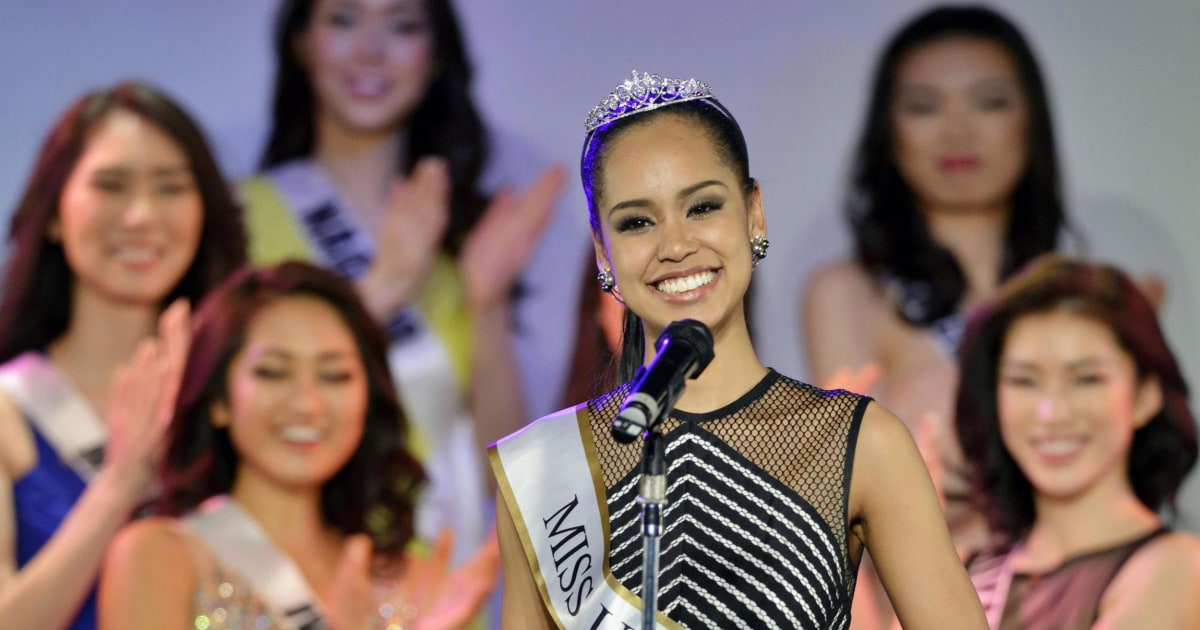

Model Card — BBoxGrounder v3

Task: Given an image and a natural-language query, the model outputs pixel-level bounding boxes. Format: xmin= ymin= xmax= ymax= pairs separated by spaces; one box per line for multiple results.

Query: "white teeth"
xmin=656 ymin=271 xmax=716 ymax=295
xmin=1034 ymin=439 xmax=1083 ymax=456
xmin=114 ymin=247 xmax=158 ymax=264
xmin=348 ymin=75 xmax=387 ymax=97
xmin=279 ymin=426 xmax=323 ymax=443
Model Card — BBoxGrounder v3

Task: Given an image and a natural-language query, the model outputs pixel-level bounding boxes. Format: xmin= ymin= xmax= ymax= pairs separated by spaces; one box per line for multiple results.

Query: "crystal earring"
xmin=597 ymin=267 xmax=615 ymax=293
xmin=750 ymin=234 xmax=770 ymax=268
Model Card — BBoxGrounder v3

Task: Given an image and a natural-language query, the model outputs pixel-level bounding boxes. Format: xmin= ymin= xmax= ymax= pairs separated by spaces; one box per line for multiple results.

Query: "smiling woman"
xmin=489 ymin=71 xmax=987 ymax=630
xmin=97 ymin=261 xmax=500 ymax=629
xmin=956 ymin=254 xmax=1200 ymax=629
xmin=0 ymin=81 xmax=246 ymax=630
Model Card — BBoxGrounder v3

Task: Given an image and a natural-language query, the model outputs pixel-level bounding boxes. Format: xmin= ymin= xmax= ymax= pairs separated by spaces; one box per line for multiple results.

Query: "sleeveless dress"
xmin=585 ymin=370 xmax=866 ymax=629
xmin=969 ymin=527 xmax=1169 ymax=630
xmin=12 ymin=424 xmax=96 ymax=630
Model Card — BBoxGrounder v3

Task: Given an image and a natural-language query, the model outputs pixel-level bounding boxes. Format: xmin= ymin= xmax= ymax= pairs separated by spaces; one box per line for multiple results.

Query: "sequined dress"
xmin=588 ymin=370 xmax=866 ymax=629
xmin=180 ymin=528 xmax=415 ymax=630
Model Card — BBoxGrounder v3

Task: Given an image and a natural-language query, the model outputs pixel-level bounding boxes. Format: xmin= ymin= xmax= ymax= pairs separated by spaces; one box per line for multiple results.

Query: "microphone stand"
xmin=638 ymin=429 xmax=666 ymax=630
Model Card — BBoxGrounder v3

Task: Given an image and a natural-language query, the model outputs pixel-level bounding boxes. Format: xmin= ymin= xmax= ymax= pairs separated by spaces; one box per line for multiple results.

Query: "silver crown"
xmin=584 ymin=70 xmax=713 ymax=132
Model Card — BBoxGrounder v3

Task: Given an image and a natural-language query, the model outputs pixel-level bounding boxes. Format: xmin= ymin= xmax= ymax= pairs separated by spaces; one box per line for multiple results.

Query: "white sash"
xmin=184 ymin=496 xmax=328 ymax=630
xmin=490 ymin=406 xmax=682 ymax=629
xmin=0 ymin=352 xmax=106 ymax=482
xmin=266 ymin=160 xmax=485 ymax=565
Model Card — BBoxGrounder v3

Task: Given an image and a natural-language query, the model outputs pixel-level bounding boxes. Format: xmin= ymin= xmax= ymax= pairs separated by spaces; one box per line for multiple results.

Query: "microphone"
xmin=611 ymin=319 xmax=715 ymax=443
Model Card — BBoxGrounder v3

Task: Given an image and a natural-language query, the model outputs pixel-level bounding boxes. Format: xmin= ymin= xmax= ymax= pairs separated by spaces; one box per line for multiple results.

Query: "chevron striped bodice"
xmin=588 ymin=370 xmax=867 ymax=629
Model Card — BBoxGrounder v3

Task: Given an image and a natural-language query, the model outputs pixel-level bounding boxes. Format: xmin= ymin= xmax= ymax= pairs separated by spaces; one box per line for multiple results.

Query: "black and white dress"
xmin=588 ymin=370 xmax=866 ymax=629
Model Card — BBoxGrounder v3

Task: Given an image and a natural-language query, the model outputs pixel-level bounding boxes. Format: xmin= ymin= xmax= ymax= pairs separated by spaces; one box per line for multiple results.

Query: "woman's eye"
xmin=156 ymin=181 xmax=193 ymax=196
xmin=1001 ymin=375 xmax=1036 ymax=388
xmin=897 ymin=100 xmax=938 ymax=116
xmin=389 ymin=17 xmax=426 ymax=35
xmin=978 ymin=95 xmax=1013 ymax=111
xmin=320 ymin=371 xmax=354 ymax=383
xmin=615 ymin=216 xmax=652 ymax=233
xmin=92 ymin=178 xmax=125 ymax=193
xmin=688 ymin=201 xmax=723 ymax=216
xmin=252 ymin=367 xmax=288 ymax=380
xmin=1073 ymin=373 xmax=1106 ymax=386
xmin=327 ymin=10 xmax=356 ymax=28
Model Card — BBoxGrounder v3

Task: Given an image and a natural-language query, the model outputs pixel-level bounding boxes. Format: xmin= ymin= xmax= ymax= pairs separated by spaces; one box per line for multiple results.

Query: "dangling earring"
xmin=597 ymin=267 xmax=615 ymax=293
xmin=750 ymin=234 xmax=770 ymax=268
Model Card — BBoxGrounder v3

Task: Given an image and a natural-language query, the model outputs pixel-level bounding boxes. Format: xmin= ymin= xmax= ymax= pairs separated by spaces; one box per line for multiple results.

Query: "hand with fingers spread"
xmin=101 ymin=299 xmax=191 ymax=503
xmin=459 ymin=165 xmax=566 ymax=312
xmin=327 ymin=535 xmax=376 ymax=630
xmin=400 ymin=527 xmax=501 ymax=630
xmin=358 ymin=157 xmax=452 ymax=321
xmin=819 ymin=361 xmax=882 ymax=395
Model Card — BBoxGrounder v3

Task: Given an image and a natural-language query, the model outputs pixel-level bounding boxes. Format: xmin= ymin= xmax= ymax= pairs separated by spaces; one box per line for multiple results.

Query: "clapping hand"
xmin=359 ymin=157 xmax=452 ymax=321
xmin=459 ymin=165 xmax=566 ymax=311
xmin=101 ymin=299 xmax=190 ymax=504
xmin=403 ymin=528 xmax=501 ymax=630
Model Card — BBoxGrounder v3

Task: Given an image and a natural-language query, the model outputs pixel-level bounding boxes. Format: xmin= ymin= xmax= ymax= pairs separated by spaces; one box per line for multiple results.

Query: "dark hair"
xmin=581 ymin=98 xmax=754 ymax=382
xmin=956 ymin=254 xmax=1197 ymax=542
xmin=261 ymin=0 xmax=489 ymax=255
xmin=848 ymin=4 xmax=1068 ymax=327
xmin=0 ymin=81 xmax=247 ymax=363
xmin=160 ymin=261 xmax=425 ymax=556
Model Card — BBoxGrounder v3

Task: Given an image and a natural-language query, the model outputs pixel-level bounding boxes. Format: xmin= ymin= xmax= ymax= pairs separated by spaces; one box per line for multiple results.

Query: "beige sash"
xmin=0 ymin=352 xmax=106 ymax=482
xmin=490 ymin=406 xmax=683 ymax=629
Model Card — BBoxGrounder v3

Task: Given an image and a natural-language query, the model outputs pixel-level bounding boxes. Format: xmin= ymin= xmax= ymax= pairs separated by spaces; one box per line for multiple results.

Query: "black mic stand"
xmin=638 ymin=429 xmax=666 ymax=630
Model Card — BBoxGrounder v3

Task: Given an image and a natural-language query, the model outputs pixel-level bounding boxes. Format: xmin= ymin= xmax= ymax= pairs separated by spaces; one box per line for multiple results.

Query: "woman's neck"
xmin=47 ymin=287 xmax=160 ymax=414
xmin=654 ymin=312 xmax=768 ymax=415
xmin=1021 ymin=479 xmax=1160 ymax=565
xmin=921 ymin=205 xmax=1009 ymax=308
xmin=313 ymin=113 xmax=406 ymax=227
xmin=230 ymin=474 xmax=337 ymax=555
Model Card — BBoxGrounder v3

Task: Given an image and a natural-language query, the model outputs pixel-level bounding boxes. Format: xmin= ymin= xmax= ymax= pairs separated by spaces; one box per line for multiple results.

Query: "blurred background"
xmin=2 ymin=0 xmax=1198 ymax=523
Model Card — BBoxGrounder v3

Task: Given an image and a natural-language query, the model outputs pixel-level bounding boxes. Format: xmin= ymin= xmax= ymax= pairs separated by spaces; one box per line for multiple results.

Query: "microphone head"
xmin=656 ymin=319 xmax=715 ymax=374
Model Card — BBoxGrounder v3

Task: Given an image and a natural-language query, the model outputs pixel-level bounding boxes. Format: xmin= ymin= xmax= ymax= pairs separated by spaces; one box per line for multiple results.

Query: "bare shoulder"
xmin=848 ymin=402 xmax=927 ymax=516
xmin=802 ymin=259 xmax=882 ymax=312
xmin=0 ymin=392 xmax=34 ymax=479
xmin=855 ymin=401 xmax=917 ymax=460
xmin=107 ymin=517 xmax=195 ymax=573
xmin=1117 ymin=530 xmax=1200 ymax=583
xmin=1096 ymin=529 xmax=1200 ymax=627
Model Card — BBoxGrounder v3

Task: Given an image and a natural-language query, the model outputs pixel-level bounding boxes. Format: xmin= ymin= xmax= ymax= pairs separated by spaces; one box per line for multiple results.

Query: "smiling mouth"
xmin=655 ymin=270 xmax=716 ymax=295
xmin=1032 ymin=437 xmax=1085 ymax=458
xmin=278 ymin=425 xmax=325 ymax=445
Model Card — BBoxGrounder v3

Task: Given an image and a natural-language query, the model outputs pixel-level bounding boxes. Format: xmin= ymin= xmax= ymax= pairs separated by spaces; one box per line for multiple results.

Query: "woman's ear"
xmin=746 ymin=181 xmax=766 ymax=238
xmin=1133 ymin=375 xmax=1164 ymax=429
xmin=210 ymin=399 xmax=232 ymax=429
xmin=46 ymin=217 xmax=62 ymax=243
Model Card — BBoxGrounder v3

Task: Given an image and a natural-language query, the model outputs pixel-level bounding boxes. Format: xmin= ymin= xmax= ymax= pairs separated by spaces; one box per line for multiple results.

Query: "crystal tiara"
xmin=584 ymin=70 xmax=714 ymax=133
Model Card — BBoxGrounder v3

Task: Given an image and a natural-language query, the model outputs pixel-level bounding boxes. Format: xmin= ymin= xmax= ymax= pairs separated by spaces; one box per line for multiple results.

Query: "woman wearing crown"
xmin=489 ymin=71 xmax=986 ymax=629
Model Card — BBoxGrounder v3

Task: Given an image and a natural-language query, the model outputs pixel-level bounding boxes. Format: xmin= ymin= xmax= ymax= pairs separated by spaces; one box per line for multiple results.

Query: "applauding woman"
xmin=0 ymin=82 xmax=244 ymax=629
xmin=100 ymin=262 xmax=498 ymax=629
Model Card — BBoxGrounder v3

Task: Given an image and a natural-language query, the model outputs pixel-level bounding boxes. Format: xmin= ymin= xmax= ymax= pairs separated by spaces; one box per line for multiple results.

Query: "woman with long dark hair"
xmin=0 ymin=81 xmax=246 ymax=629
xmin=492 ymin=70 xmax=985 ymax=629
xmin=241 ymin=0 xmax=564 ymax=564
xmin=99 ymin=262 xmax=498 ymax=629
xmin=957 ymin=255 xmax=1200 ymax=628
xmin=803 ymin=4 xmax=1071 ymax=558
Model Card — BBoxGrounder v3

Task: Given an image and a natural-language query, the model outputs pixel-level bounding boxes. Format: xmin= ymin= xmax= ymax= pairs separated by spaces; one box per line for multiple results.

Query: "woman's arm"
xmin=496 ymin=493 xmax=555 ymax=629
xmin=801 ymin=261 xmax=880 ymax=387
xmin=1092 ymin=532 xmax=1200 ymax=629
xmin=850 ymin=402 xmax=986 ymax=629
xmin=0 ymin=396 xmax=148 ymax=629
xmin=98 ymin=519 xmax=196 ymax=630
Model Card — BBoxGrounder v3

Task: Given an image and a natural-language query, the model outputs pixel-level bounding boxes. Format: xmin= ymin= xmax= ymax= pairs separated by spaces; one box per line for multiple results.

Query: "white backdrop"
xmin=2 ymin=0 xmax=1199 ymax=524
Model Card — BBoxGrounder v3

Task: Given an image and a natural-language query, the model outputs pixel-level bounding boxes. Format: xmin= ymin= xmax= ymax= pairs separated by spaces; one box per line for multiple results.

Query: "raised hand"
xmin=327 ymin=535 xmax=376 ymax=630
xmin=359 ymin=157 xmax=451 ymax=321
xmin=403 ymin=528 xmax=501 ymax=630
xmin=819 ymin=361 xmax=882 ymax=395
xmin=102 ymin=299 xmax=190 ymax=503
xmin=459 ymin=165 xmax=566 ymax=311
